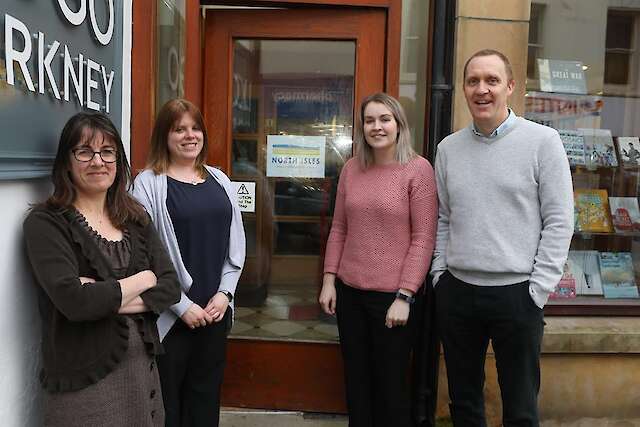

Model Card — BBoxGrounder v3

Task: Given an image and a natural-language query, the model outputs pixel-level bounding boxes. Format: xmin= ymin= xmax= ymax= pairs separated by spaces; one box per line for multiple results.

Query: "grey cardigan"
xmin=132 ymin=165 xmax=246 ymax=340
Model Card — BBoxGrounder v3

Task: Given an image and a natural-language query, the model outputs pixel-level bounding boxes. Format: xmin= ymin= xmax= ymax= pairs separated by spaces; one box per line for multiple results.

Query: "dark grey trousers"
xmin=435 ymin=271 xmax=544 ymax=427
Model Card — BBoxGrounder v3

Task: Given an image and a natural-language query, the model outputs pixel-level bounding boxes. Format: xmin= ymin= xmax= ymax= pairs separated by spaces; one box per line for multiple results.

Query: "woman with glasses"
xmin=319 ymin=93 xmax=438 ymax=427
xmin=23 ymin=112 xmax=180 ymax=426
xmin=132 ymin=99 xmax=245 ymax=427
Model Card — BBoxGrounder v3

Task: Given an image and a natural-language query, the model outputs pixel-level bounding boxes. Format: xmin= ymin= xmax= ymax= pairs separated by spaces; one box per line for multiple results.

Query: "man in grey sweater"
xmin=431 ymin=49 xmax=573 ymax=427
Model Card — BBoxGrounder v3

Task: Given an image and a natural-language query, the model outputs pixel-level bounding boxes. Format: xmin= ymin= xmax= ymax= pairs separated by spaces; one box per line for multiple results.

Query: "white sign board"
xmin=231 ymin=181 xmax=256 ymax=213
xmin=266 ymin=135 xmax=325 ymax=178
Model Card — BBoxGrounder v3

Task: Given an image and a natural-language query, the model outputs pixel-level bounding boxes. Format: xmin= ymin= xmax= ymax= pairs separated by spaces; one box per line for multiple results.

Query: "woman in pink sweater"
xmin=319 ymin=92 xmax=438 ymax=427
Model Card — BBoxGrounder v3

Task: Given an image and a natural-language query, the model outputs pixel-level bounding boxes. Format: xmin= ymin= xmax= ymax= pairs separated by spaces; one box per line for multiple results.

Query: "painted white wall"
xmin=0 ymin=4 xmax=132 ymax=424
xmin=0 ymin=180 xmax=51 ymax=426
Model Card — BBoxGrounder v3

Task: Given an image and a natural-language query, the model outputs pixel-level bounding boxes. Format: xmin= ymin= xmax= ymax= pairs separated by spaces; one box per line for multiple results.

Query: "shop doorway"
xmin=203 ymin=7 xmax=388 ymax=412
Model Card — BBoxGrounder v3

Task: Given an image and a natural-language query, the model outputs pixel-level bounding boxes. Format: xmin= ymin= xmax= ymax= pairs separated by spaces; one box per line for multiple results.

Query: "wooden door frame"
xmin=203 ymin=7 xmax=387 ymax=173
xmin=131 ymin=0 xmax=401 ymax=171
xmin=198 ymin=0 xmax=401 ymax=96
xmin=203 ymin=6 xmax=388 ymax=413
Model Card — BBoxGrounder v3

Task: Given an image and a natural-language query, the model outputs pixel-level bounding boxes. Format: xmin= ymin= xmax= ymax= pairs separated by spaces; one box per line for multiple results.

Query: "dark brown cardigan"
xmin=23 ymin=206 xmax=180 ymax=392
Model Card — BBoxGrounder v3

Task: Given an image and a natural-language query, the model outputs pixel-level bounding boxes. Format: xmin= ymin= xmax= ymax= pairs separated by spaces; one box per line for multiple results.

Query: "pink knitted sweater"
xmin=324 ymin=156 xmax=438 ymax=293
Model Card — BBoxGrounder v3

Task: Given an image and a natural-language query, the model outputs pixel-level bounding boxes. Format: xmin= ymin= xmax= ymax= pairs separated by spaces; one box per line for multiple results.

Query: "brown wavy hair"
xmin=45 ymin=112 xmax=149 ymax=227
xmin=146 ymin=99 xmax=209 ymax=178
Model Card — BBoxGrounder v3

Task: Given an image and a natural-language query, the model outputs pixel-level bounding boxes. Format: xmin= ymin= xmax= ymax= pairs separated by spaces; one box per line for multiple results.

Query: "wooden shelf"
xmin=573 ymin=231 xmax=640 ymax=238
xmin=546 ymin=296 xmax=640 ymax=316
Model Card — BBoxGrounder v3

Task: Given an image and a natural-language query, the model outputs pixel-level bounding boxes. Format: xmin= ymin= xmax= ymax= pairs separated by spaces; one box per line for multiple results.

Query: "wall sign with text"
xmin=1 ymin=1 xmax=128 ymax=179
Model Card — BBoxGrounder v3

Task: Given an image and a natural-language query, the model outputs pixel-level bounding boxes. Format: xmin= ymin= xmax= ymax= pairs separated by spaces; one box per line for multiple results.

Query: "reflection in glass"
xmin=399 ymin=0 xmax=430 ymax=152
xmin=229 ymin=39 xmax=355 ymax=342
xmin=273 ymin=222 xmax=322 ymax=256
xmin=231 ymin=139 xmax=259 ymax=177
xmin=156 ymin=0 xmax=185 ymax=112
xmin=274 ymin=179 xmax=327 ymax=217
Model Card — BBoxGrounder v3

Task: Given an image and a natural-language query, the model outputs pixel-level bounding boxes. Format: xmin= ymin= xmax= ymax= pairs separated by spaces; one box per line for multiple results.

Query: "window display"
xmin=526 ymin=0 xmax=640 ymax=313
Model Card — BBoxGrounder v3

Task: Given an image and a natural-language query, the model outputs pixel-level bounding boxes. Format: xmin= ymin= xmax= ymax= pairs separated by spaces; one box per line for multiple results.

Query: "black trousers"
xmin=158 ymin=310 xmax=230 ymax=427
xmin=435 ymin=271 xmax=544 ymax=427
xmin=335 ymin=279 xmax=415 ymax=427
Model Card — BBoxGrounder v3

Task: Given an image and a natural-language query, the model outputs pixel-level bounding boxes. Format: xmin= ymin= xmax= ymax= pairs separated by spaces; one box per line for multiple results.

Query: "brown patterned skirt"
xmin=43 ymin=317 xmax=164 ymax=427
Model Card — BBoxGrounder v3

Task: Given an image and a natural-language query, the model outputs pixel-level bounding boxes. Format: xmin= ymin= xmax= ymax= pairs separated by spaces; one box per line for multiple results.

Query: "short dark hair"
xmin=463 ymin=49 xmax=514 ymax=82
xmin=147 ymin=99 xmax=209 ymax=177
xmin=46 ymin=112 xmax=148 ymax=227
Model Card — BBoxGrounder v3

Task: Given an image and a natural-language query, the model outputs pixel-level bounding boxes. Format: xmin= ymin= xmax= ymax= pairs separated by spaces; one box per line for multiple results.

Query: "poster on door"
xmin=266 ymin=135 xmax=325 ymax=178
xmin=230 ymin=181 xmax=256 ymax=212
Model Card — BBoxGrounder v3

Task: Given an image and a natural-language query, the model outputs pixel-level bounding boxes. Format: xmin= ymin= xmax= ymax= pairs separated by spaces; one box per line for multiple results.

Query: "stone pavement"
xmin=220 ymin=409 xmax=347 ymax=426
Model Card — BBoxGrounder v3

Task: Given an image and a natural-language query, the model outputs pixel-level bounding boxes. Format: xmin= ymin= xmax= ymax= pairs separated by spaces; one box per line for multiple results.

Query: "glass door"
xmin=230 ymin=39 xmax=355 ymax=342
xmin=203 ymin=7 xmax=387 ymax=412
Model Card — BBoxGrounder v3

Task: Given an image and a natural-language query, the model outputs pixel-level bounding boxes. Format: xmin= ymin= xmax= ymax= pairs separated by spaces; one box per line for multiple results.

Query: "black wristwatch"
xmin=219 ymin=290 xmax=233 ymax=303
xmin=395 ymin=290 xmax=415 ymax=304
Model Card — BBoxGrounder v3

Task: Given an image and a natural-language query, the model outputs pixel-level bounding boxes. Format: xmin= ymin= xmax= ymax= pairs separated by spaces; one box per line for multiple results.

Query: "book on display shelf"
xmin=574 ymin=189 xmax=614 ymax=233
xmin=609 ymin=197 xmax=640 ymax=233
xmin=550 ymin=257 xmax=582 ymax=299
xmin=598 ymin=252 xmax=640 ymax=299
xmin=617 ymin=136 xmax=640 ymax=168
xmin=568 ymin=250 xmax=602 ymax=296
xmin=579 ymin=128 xmax=617 ymax=167
xmin=559 ymin=129 xmax=586 ymax=166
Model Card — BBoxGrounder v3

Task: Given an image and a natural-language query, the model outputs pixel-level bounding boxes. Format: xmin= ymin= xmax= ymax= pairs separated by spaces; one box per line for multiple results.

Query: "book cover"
xmin=609 ymin=197 xmax=640 ymax=232
xmin=617 ymin=137 xmax=640 ymax=168
xmin=550 ymin=257 xmax=582 ymax=299
xmin=580 ymin=128 xmax=618 ymax=167
xmin=574 ymin=189 xmax=614 ymax=233
xmin=568 ymin=250 xmax=602 ymax=295
xmin=598 ymin=252 xmax=640 ymax=299
xmin=559 ymin=129 xmax=586 ymax=166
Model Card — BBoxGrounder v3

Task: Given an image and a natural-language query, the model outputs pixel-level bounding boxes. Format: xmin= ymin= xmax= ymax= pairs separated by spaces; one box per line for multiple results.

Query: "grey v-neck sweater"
xmin=430 ymin=116 xmax=574 ymax=308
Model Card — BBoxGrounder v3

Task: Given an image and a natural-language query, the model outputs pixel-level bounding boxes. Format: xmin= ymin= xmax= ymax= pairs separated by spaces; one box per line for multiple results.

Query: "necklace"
xmin=168 ymin=168 xmax=202 ymax=185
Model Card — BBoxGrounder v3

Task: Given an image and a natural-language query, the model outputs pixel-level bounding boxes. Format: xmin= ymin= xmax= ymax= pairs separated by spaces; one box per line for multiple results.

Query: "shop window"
xmin=527 ymin=3 xmax=545 ymax=82
xmin=525 ymin=1 xmax=640 ymax=314
xmin=604 ymin=10 xmax=638 ymax=90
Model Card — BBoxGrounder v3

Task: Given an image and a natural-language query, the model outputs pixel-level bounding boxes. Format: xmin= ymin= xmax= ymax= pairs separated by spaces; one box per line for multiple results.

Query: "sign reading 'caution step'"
xmin=231 ymin=181 xmax=256 ymax=213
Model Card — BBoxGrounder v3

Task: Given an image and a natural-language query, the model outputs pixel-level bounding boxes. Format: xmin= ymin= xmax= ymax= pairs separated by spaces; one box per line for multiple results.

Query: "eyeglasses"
xmin=72 ymin=148 xmax=117 ymax=163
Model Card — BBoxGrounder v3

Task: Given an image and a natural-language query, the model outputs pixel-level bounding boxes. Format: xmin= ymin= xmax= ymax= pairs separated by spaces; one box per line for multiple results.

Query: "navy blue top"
xmin=167 ymin=174 xmax=232 ymax=307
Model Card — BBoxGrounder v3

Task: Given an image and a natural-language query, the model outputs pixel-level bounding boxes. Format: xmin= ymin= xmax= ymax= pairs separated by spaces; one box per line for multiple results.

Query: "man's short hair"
xmin=463 ymin=49 xmax=514 ymax=82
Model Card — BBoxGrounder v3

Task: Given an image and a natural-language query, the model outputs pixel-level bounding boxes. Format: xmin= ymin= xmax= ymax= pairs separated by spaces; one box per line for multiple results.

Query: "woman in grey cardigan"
xmin=132 ymin=99 xmax=245 ymax=427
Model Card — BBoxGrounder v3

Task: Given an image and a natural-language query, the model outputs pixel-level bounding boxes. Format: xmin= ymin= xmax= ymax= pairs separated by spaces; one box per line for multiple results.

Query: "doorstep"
xmin=220 ymin=408 xmax=347 ymax=427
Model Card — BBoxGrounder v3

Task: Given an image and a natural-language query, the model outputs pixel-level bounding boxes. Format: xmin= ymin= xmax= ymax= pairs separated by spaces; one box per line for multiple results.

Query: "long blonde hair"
xmin=354 ymin=92 xmax=416 ymax=169
xmin=146 ymin=99 xmax=209 ymax=177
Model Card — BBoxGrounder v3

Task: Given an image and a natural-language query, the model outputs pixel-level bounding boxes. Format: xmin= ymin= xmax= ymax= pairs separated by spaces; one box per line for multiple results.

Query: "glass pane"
xmin=229 ymin=39 xmax=355 ymax=342
xmin=156 ymin=0 xmax=185 ymax=111
xmin=606 ymin=13 xmax=633 ymax=50
xmin=273 ymin=222 xmax=322 ymax=255
xmin=604 ymin=52 xmax=630 ymax=85
xmin=399 ymin=0 xmax=429 ymax=153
